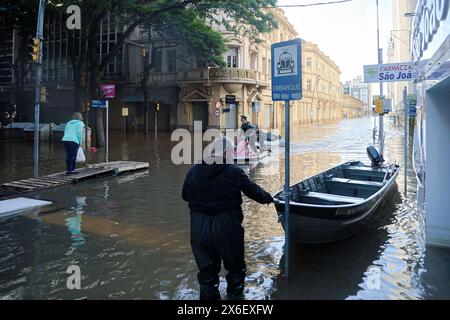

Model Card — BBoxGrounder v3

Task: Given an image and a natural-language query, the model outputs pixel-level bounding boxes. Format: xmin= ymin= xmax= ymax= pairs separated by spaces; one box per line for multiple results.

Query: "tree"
xmin=52 ymin=0 xmax=277 ymax=146
xmin=0 ymin=1 xmax=39 ymax=119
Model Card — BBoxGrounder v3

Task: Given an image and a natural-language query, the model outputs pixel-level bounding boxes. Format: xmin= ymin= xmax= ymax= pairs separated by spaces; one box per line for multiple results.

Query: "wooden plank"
xmin=35 ymin=177 xmax=69 ymax=185
xmin=1 ymin=161 xmax=150 ymax=195
xmin=28 ymin=178 xmax=64 ymax=185
xmin=21 ymin=179 xmax=56 ymax=187
xmin=2 ymin=183 xmax=36 ymax=190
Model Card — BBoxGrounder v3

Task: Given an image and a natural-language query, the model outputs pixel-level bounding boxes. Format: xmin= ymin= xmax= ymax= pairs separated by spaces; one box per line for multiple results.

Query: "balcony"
xmin=132 ymin=72 xmax=178 ymax=85
xmin=129 ymin=68 xmax=271 ymax=88
xmin=177 ymin=68 xmax=270 ymax=88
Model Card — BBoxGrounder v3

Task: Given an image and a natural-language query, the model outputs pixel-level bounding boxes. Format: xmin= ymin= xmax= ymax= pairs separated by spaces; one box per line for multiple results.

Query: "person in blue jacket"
xmin=62 ymin=112 xmax=84 ymax=174
xmin=182 ymin=137 xmax=273 ymax=300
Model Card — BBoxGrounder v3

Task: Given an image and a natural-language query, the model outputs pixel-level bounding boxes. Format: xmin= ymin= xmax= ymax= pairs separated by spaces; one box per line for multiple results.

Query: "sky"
xmin=277 ymin=0 xmax=393 ymax=83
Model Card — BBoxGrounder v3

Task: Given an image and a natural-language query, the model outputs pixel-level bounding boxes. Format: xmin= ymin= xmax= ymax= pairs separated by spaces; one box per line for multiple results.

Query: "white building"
xmin=387 ymin=0 xmax=417 ymax=112
xmin=343 ymin=76 xmax=371 ymax=114
xmin=411 ymin=0 xmax=450 ymax=248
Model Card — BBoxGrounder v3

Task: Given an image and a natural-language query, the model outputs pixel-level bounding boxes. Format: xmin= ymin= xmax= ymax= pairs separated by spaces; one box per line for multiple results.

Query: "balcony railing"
xmin=178 ymin=68 xmax=270 ymax=87
xmin=130 ymin=68 xmax=271 ymax=87
xmin=133 ymin=72 xmax=177 ymax=85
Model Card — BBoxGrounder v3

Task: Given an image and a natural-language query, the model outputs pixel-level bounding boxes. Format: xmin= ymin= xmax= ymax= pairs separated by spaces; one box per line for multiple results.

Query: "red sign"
xmin=100 ymin=84 xmax=115 ymax=99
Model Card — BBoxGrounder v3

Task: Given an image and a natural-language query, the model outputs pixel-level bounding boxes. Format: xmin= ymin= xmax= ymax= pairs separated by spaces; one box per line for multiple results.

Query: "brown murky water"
xmin=0 ymin=117 xmax=437 ymax=299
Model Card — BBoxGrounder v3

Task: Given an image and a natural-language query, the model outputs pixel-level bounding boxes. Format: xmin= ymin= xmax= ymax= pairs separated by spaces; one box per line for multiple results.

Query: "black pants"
xmin=63 ymin=141 xmax=79 ymax=172
xmin=190 ymin=210 xmax=246 ymax=300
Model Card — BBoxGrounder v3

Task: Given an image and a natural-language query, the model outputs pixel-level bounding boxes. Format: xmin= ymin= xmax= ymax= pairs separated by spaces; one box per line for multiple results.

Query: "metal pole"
xmin=155 ymin=111 xmax=158 ymax=139
xmin=284 ymin=100 xmax=290 ymax=278
xmin=376 ymin=0 xmax=385 ymax=155
xmin=403 ymin=87 xmax=408 ymax=197
xmin=33 ymin=0 xmax=46 ymax=177
xmin=105 ymin=102 xmax=109 ymax=163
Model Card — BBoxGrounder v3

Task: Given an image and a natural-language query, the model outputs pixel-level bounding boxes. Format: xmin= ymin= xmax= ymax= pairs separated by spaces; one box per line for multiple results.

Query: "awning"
xmin=122 ymin=87 xmax=177 ymax=104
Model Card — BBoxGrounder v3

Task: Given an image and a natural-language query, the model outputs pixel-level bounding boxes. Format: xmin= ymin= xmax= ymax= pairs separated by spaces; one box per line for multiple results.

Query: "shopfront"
xmin=411 ymin=0 xmax=450 ymax=247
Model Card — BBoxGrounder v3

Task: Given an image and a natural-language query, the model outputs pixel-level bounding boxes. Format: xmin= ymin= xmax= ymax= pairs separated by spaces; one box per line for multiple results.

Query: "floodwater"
xmin=0 ymin=116 xmax=445 ymax=300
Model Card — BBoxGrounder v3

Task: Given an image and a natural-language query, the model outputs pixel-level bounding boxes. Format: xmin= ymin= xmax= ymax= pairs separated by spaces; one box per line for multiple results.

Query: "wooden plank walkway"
xmin=0 ymin=161 xmax=149 ymax=199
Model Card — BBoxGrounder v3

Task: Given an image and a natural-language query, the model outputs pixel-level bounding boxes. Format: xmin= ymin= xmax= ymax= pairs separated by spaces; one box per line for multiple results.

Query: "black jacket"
xmin=241 ymin=122 xmax=256 ymax=133
xmin=182 ymin=163 xmax=273 ymax=214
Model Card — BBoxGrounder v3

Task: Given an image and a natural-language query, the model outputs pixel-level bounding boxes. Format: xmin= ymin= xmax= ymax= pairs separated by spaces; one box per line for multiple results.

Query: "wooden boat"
xmin=273 ymin=151 xmax=399 ymax=244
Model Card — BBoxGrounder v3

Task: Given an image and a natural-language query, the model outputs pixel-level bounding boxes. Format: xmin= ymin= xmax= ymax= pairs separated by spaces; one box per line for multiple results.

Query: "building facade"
xmin=387 ymin=0 xmax=417 ymax=112
xmin=293 ymin=41 xmax=343 ymax=126
xmin=342 ymin=95 xmax=365 ymax=118
xmin=343 ymin=76 xmax=371 ymax=115
xmin=410 ymin=0 xmax=450 ymax=248
xmin=0 ymin=8 xmax=344 ymax=133
xmin=98 ymin=8 xmax=345 ymax=132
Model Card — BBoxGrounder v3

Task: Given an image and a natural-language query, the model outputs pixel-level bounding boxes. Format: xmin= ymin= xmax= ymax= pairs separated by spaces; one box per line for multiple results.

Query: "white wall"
xmin=426 ymin=82 xmax=450 ymax=247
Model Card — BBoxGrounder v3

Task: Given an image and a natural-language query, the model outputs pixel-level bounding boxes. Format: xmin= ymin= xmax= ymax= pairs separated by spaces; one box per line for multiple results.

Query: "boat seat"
xmin=328 ymin=177 xmax=384 ymax=187
xmin=306 ymin=192 xmax=364 ymax=204
xmin=344 ymin=166 xmax=388 ymax=173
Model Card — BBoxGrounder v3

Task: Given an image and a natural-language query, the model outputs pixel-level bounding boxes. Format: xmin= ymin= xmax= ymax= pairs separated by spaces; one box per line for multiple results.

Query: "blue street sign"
xmin=91 ymin=100 xmax=108 ymax=108
xmin=271 ymin=39 xmax=302 ymax=101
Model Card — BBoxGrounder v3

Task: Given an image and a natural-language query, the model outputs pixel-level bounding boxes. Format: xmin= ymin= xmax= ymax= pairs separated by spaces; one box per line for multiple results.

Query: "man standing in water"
xmin=182 ymin=137 xmax=273 ymax=300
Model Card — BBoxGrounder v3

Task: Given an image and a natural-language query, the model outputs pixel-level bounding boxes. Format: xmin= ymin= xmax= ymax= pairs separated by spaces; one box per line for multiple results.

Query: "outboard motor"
xmin=367 ymin=146 xmax=384 ymax=167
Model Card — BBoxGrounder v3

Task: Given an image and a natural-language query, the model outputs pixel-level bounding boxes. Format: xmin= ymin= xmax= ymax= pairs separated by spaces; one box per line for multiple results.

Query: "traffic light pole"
xmin=33 ymin=0 xmax=46 ymax=177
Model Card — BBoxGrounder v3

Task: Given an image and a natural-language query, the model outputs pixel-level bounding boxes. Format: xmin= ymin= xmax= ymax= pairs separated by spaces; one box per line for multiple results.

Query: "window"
xmin=250 ymin=52 xmax=258 ymax=70
xmin=306 ymin=57 xmax=312 ymax=68
xmin=307 ymin=80 xmax=312 ymax=92
xmin=153 ymin=48 xmax=162 ymax=72
xmin=262 ymin=57 xmax=267 ymax=74
xmin=226 ymin=47 xmax=238 ymax=68
xmin=167 ymin=49 xmax=176 ymax=72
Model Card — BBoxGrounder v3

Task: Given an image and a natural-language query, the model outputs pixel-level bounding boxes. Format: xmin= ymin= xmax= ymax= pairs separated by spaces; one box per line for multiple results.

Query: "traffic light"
xmin=40 ymin=86 xmax=50 ymax=103
xmin=155 ymin=102 xmax=160 ymax=112
xmin=28 ymin=38 xmax=40 ymax=64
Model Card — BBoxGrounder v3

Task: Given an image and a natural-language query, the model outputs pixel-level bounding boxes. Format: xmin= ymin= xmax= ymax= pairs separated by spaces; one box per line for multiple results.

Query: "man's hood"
xmin=195 ymin=159 xmax=230 ymax=178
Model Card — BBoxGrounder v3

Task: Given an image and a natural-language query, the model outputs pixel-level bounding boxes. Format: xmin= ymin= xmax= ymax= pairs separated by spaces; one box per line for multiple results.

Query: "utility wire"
xmin=272 ymin=0 xmax=354 ymax=8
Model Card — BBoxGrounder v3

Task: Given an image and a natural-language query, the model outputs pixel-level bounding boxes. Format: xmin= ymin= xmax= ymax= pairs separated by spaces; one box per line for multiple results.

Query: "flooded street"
xmin=0 ymin=116 xmax=440 ymax=300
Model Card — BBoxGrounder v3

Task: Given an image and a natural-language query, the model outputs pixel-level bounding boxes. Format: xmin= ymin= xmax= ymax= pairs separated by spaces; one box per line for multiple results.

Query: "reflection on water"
xmin=0 ymin=117 xmax=431 ymax=300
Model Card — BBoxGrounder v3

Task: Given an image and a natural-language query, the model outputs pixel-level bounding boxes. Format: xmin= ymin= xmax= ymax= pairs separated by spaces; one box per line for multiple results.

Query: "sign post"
xmin=92 ymin=100 xmax=109 ymax=162
xmin=272 ymin=38 xmax=302 ymax=278
xmin=403 ymin=87 xmax=408 ymax=197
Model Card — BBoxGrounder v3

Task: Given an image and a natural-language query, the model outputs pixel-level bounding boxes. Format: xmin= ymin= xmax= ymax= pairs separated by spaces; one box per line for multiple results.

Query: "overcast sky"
xmin=277 ymin=0 xmax=393 ymax=83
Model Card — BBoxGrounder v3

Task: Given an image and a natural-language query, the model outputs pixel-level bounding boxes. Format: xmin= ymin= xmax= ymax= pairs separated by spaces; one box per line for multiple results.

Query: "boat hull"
xmin=274 ymin=162 xmax=399 ymax=244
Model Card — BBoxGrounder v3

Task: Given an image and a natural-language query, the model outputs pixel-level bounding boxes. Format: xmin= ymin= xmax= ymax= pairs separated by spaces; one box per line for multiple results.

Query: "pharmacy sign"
xmin=364 ymin=62 xmax=419 ymax=83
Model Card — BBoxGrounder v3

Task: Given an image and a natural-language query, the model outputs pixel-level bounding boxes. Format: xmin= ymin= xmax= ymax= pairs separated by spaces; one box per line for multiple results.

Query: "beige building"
xmin=292 ymin=41 xmax=343 ymax=126
xmin=123 ymin=8 xmax=344 ymax=132
xmin=342 ymin=95 xmax=365 ymax=118
xmin=387 ymin=0 xmax=417 ymax=111
xmin=176 ymin=8 xmax=298 ymax=131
